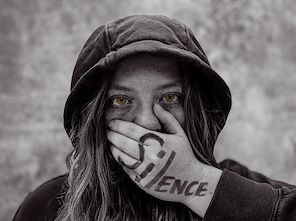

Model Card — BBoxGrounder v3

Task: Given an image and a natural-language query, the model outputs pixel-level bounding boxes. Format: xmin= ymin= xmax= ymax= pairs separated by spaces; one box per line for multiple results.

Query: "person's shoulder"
xmin=27 ymin=174 xmax=68 ymax=199
xmin=13 ymin=174 xmax=68 ymax=221
xmin=218 ymin=158 xmax=247 ymax=171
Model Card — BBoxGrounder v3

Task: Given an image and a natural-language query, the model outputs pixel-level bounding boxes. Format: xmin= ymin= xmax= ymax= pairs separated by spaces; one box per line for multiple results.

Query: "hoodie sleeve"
xmin=203 ymin=160 xmax=296 ymax=221
xmin=219 ymin=159 xmax=295 ymax=189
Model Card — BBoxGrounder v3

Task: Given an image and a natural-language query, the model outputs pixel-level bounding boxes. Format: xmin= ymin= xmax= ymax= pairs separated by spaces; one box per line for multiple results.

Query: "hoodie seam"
xmin=270 ymin=188 xmax=281 ymax=221
xmin=104 ymin=23 xmax=112 ymax=52
xmin=103 ymin=23 xmax=112 ymax=68
xmin=183 ymin=24 xmax=191 ymax=51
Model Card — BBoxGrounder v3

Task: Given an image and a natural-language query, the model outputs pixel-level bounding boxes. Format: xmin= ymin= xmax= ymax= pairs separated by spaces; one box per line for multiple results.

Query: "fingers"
xmin=153 ymin=103 xmax=184 ymax=135
xmin=110 ymin=145 xmax=141 ymax=169
xmin=107 ymin=130 xmax=145 ymax=160
xmin=110 ymin=144 xmax=169 ymax=185
xmin=109 ymin=119 xmax=158 ymax=140
xmin=110 ymin=144 xmax=146 ymax=182
xmin=108 ymin=104 xmax=184 ymax=138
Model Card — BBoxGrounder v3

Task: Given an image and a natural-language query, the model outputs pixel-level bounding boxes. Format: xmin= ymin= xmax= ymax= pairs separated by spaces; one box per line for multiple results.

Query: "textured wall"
xmin=1 ymin=0 xmax=296 ymax=220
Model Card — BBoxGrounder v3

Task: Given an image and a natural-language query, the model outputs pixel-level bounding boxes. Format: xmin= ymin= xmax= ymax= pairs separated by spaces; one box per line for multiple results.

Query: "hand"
xmin=107 ymin=103 xmax=222 ymax=217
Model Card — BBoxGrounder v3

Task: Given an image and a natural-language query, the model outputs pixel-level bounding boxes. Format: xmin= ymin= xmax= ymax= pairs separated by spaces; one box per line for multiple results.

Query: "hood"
xmin=63 ymin=15 xmax=231 ymax=138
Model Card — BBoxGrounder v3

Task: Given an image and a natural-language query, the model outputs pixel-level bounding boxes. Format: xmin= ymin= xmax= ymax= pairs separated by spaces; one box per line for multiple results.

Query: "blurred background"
xmin=1 ymin=0 xmax=296 ymax=220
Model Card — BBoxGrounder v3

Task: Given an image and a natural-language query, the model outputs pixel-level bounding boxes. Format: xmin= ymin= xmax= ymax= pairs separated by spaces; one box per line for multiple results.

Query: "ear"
xmin=153 ymin=103 xmax=184 ymax=134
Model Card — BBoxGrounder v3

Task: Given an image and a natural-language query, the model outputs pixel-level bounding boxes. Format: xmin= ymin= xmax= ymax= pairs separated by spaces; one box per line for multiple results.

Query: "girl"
xmin=13 ymin=15 xmax=296 ymax=221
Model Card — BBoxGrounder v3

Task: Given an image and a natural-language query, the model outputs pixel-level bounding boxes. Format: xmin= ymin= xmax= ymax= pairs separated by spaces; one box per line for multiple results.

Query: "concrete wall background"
xmin=1 ymin=0 xmax=296 ymax=220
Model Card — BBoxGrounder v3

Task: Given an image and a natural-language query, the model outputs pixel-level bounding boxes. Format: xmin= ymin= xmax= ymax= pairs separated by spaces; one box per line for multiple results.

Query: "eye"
xmin=160 ymin=93 xmax=181 ymax=104
xmin=110 ymin=95 xmax=132 ymax=106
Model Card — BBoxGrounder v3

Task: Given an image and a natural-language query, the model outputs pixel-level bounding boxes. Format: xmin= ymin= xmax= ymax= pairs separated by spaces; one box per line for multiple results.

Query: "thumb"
xmin=153 ymin=103 xmax=184 ymax=134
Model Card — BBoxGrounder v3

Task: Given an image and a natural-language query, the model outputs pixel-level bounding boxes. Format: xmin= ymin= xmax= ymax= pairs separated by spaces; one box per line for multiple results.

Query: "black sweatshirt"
xmin=13 ymin=159 xmax=296 ymax=221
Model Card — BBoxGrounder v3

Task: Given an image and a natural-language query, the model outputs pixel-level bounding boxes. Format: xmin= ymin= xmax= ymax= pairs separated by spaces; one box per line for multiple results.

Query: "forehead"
xmin=110 ymin=55 xmax=182 ymax=89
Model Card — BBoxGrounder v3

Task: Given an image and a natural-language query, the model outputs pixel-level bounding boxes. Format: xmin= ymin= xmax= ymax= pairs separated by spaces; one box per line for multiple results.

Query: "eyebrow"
xmin=110 ymin=82 xmax=181 ymax=92
xmin=156 ymin=82 xmax=182 ymax=90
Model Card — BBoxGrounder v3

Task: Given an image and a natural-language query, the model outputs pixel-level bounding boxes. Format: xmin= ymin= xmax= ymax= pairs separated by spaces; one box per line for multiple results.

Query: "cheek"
xmin=162 ymin=105 xmax=185 ymax=128
xmin=104 ymin=107 xmax=134 ymax=124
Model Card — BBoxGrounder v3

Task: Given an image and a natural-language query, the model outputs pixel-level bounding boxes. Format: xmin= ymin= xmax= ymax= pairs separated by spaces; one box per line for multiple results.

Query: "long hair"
xmin=55 ymin=65 xmax=223 ymax=221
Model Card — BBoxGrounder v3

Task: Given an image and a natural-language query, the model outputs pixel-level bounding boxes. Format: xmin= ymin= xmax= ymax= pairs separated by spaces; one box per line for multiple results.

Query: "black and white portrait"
xmin=1 ymin=1 xmax=296 ymax=221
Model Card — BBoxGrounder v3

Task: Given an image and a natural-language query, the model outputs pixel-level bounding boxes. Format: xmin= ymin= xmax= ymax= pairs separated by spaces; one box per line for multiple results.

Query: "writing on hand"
xmin=118 ymin=133 xmax=209 ymax=197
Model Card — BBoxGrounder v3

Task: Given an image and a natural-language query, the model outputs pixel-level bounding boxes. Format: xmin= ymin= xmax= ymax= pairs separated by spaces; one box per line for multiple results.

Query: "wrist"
xmin=182 ymin=164 xmax=223 ymax=218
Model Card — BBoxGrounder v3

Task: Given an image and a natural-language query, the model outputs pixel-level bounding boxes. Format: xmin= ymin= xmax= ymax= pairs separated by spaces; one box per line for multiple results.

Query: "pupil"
xmin=166 ymin=95 xmax=173 ymax=101
xmin=118 ymin=97 xmax=125 ymax=103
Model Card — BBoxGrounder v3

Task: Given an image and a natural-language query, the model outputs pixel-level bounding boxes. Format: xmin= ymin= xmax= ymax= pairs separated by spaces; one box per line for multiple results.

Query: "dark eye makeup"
xmin=107 ymin=92 xmax=183 ymax=108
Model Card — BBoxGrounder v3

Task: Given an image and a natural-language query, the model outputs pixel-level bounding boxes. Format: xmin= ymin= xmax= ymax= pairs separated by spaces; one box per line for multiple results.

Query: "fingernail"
xmin=108 ymin=120 xmax=114 ymax=128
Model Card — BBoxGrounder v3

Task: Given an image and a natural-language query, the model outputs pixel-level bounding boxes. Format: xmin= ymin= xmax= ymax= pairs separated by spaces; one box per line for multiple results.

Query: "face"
xmin=104 ymin=54 xmax=185 ymax=132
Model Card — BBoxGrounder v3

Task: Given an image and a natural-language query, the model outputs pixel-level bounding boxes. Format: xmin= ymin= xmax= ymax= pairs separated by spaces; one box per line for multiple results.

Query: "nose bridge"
xmin=133 ymin=103 xmax=161 ymax=131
